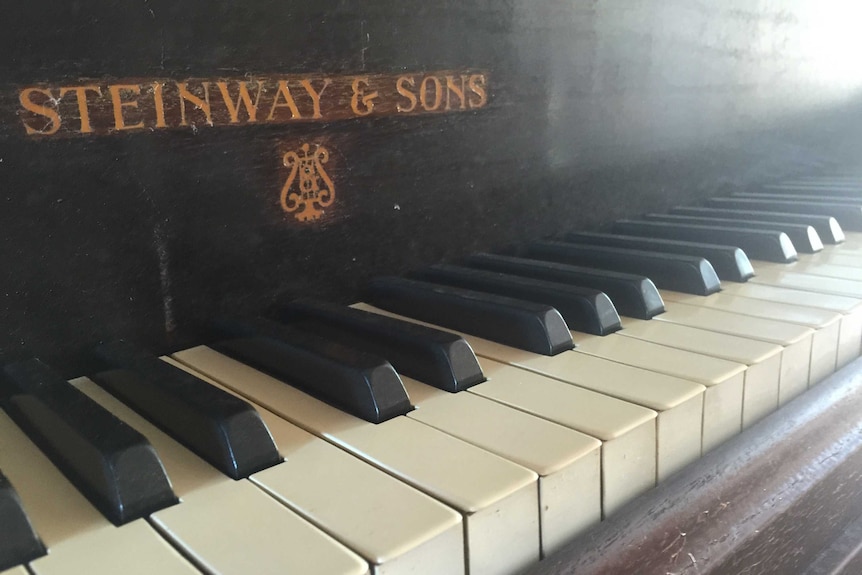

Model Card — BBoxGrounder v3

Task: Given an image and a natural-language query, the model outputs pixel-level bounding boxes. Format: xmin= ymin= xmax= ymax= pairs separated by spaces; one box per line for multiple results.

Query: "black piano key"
xmin=466 ymin=253 xmax=665 ymax=320
xmin=275 ymin=299 xmax=485 ymax=393
xmin=527 ymin=241 xmax=722 ymax=295
xmin=365 ymin=276 xmax=574 ymax=356
xmin=92 ymin=341 xmax=281 ymax=480
xmin=760 ymin=183 xmax=862 ymax=198
xmin=0 ymin=359 xmax=177 ymax=525
xmin=668 ymin=206 xmax=845 ymax=244
xmin=706 ymin=197 xmax=862 ymax=231
xmin=562 ymin=231 xmax=753 ymax=282
xmin=612 ymin=219 xmax=797 ymax=263
xmin=642 ymin=213 xmax=823 ymax=254
xmin=732 ymin=192 xmax=862 ymax=208
xmin=415 ymin=264 xmax=621 ymax=336
xmin=0 ymin=471 xmax=45 ymax=571
xmin=212 ymin=317 xmax=412 ymax=424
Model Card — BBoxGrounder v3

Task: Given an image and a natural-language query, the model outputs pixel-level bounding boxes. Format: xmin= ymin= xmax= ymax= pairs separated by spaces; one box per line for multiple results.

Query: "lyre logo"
xmin=280 ymin=143 xmax=335 ymax=222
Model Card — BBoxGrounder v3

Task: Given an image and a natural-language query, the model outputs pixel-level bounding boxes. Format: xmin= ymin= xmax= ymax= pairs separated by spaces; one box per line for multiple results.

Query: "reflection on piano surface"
xmin=5 ymin=1 xmax=862 ymax=574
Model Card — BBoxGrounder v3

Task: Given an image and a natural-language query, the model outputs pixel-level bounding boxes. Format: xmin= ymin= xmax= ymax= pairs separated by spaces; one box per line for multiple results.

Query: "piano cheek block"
xmin=3 ymin=394 xmax=177 ymax=526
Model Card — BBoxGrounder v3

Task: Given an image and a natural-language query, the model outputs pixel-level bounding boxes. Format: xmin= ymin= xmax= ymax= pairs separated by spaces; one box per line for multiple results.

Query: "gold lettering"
xmin=396 ymin=76 xmax=417 ymax=113
xmin=445 ymin=75 xmax=468 ymax=111
xmin=19 ymin=88 xmax=61 ymax=136
xmin=177 ymin=82 xmax=212 ymax=126
xmin=299 ymin=79 xmax=331 ymax=120
xmin=109 ymin=84 xmax=145 ymax=131
xmin=216 ymin=80 xmax=264 ymax=123
xmin=58 ymin=85 xmax=101 ymax=133
xmin=350 ymin=77 xmax=378 ymax=117
xmin=468 ymin=74 xmax=487 ymax=109
xmin=16 ymin=71 xmax=487 ymax=138
xmin=267 ymin=80 xmax=302 ymax=121
xmin=419 ymin=76 xmax=443 ymax=111
xmin=152 ymin=82 xmax=167 ymax=128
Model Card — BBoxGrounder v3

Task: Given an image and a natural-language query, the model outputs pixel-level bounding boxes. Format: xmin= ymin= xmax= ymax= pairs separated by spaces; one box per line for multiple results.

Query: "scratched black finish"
xmin=2 ymin=2 xmax=862 ymax=374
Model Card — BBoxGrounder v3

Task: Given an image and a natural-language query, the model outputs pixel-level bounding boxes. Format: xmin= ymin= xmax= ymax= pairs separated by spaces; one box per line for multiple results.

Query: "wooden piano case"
xmin=2 ymin=2 xmax=862 ymax=573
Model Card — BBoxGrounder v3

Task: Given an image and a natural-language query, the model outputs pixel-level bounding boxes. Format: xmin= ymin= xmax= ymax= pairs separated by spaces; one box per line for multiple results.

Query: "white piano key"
xmin=161 ymin=358 xmax=466 ymax=575
xmin=659 ymin=289 xmax=842 ymax=390
xmin=0 ymin=411 xmax=199 ymax=575
xmin=568 ymin=331 xmax=745 ymax=452
xmin=1 ymin=567 xmax=29 ymax=575
xmin=79 ymin=371 xmax=461 ymax=575
xmin=749 ymin=270 xmax=862 ymax=299
xmin=755 ymin=260 xmax=862 ymax=282
xmin=618 ymin=317 xmax=782 ymax=430
xmin=652 ymin=301 xmax=815 ymax=404
xmin=811 ymin=252 xmax=862 ymax=267
xmin=718 ymin=282 xmax=862 ymax=369
xmin=152 ymin=480 xmax=369 ymax=575
xmin=353 ymin=303 xmax=705 ymax=485
xmin=402 ymin=376 xmax=601 ymax=554
xmin=70 ymin=378 xmax=369 ymax=575
xmin=836 ymin=232 xmax=862 ymax=249
xmin=172 ymin=346 xmax=541 ymax=575
xmin=467 ymin=359 xmax=657 ymax=517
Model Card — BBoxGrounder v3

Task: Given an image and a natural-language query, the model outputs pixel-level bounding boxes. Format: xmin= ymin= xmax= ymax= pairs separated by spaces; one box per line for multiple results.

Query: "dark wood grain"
xmin=527 ymin=357 xmax=862 ymax=575
xmin=1 ymin=1 xmax=861 ymax=374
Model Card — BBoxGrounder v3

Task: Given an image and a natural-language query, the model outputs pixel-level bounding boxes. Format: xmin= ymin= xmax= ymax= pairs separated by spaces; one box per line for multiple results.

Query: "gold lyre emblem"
xmin=280 ymin=143 xmax=335 ymax=221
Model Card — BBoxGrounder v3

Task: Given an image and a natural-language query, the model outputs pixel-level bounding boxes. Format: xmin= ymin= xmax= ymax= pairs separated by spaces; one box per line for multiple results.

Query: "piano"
xmin=2 ymin=1 xmax=862 ymax=574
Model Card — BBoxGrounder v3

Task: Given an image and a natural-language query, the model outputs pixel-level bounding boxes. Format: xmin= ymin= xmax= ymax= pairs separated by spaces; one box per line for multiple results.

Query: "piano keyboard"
xmin=4 ymin=189 xmax=862 ymax=575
